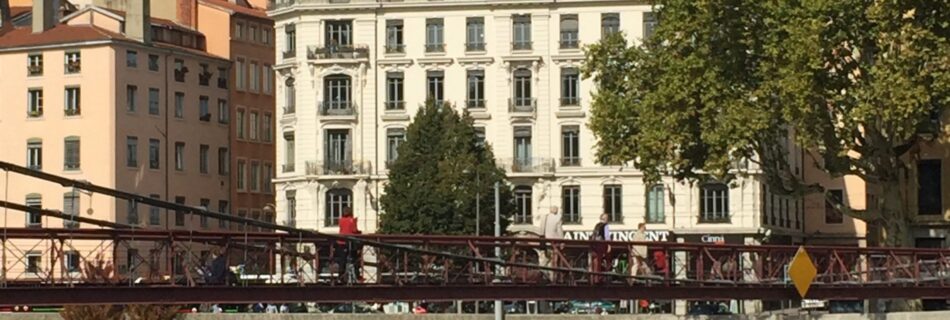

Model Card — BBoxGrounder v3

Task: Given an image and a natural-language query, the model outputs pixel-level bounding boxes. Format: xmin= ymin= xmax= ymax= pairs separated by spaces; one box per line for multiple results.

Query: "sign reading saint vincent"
xmin=563 ymin=230 xmax=671 ymax=242
xmin=788 ymin=246 xmax=818 ymax=299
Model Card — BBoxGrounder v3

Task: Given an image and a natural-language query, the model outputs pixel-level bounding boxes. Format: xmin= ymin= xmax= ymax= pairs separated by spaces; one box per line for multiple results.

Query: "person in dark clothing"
xmin=591 ymin=213 xmax=611 ymax=283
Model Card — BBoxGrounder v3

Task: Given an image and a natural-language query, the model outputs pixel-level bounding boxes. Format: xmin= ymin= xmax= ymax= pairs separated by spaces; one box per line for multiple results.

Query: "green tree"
xmin=379 ymin=100 xmax=514 ymax=235
xmin=584 ymin=0 xmax=949 ymax=247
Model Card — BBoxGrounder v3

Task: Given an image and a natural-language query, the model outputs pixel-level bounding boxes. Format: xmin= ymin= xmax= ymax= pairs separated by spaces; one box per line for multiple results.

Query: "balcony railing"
xmin=65 ymin=62 xmax=81 ymax=74
xmin=307 ymin=45 xmax=369 ymax=60
xmin=28 ymin=65 xmax=42 ymax=76
xmin=174 ymin=69 xmax=187 ymax=82
xmin=306 ymin=160 xmax=370 ymax=176
xmin=466 ymin=42 xmax=486 ymax=52
xmin=282 ymin=163 xmax=295 ymax=172
xmin=508 ymin=98 xmax=536 ymax=113
xmin=499 ymin=158 xmax=555 ymax=174
xmin=385 ymin=44 xmax=405 ymax=54
xmin=425 ymin=43 xmax=445 ymax=53
xmin=199 ymin=71 xmax=212 ymax=86
xmin=319 ymin=101 xmax=357 ymax=116
xmin=560 ymin=97 xmax=580 ymax=107
xmin=283 ymin=105 xmax=296 ymax=114
xmin=560 ymin=157 xmax=581 ymax=167
xmin=466 ymin=99 xmax=486 ymax=109
xmin=560 ymin=36 xmax=579 ymax=49
xmin=385 ymin=101 xmax=405 ymax=110
xmin=282 ymin=50 xmax=296 ymax=59
xmin=512 ymin=41 xmax=532 ymax=51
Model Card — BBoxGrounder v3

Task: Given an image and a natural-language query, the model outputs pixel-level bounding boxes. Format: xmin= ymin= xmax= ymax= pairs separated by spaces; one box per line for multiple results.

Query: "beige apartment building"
xmin=268 ymin=0 xmax=804 ymax=252
xmin=0 ymin=1 xmax=230 ymax=278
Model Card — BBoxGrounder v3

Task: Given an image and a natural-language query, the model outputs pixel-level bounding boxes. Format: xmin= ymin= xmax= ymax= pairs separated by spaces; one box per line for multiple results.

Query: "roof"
xmin=200 ymin=0 xmax=269 ymax=19
xmin=0 ymin=24 xmax=123 ymax=48
xmin=95 ymin=7 xmax=202 ymax=34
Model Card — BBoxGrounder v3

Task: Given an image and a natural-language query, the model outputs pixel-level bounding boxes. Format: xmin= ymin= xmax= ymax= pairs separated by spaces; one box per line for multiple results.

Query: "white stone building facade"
xmin=268 ymin=0 xmax=804 ymax=246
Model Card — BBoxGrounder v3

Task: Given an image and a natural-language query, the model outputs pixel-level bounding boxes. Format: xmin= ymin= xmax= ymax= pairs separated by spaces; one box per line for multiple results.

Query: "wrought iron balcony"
xmin=508 ymin=98 xmax=536 ymax=113
xmin=425 ymin=43 xmax=445 ymax=53
xmin=282 ymin=163 xmax=295 ymax=173
xmin=466 ymin=99 xmax=486 ymax=109
xmin=511 ymin=41 xmax=532 ymax=51
xmin=306 ymin=160 xmax=370 ymax=176
xmin=466 ymin=42 xmax=486 ymax=52
xmin=307 ymin=45 xmax=369 ymax=60
xmin=385 ymin=44 xmax=405 ymax=54
xmin=500 ymin=158 xmax=555 ymax=174
xmin=560 ymin=97 xmax=580 ymax=107
xmin=385 ymin=101 xmax=405 ymax=110
xmin=559 ymin=36 xmax=579 ymax=49
xmin=282 ymin=50 xmax=296 ymax=59
xmin=560 ymin=157 xmax=581 ymax=167
xmin=319 ymin=101 xmax=357 ymax=116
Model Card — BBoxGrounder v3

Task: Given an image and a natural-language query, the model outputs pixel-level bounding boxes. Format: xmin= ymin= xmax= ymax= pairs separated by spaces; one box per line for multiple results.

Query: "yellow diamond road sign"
xmin=788 ymin=246 xmax=817 ymax=299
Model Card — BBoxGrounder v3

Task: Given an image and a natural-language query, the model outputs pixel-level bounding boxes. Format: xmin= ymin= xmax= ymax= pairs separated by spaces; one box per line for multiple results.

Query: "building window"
xmin=918 ymin=159 xmax=942 ymax=215
xmin=149 ymin=139 xmax=160 ymax=169
xmin=561 ymin=126 xmax=580 ymax=166
xmin=826 ymin=189 xmax=844 ymax=224
xmin=149 ymin=194 xmax=161 ymax=226
xmin=249 ymin=161 xmax=260 ymax=192
xmin=284 ymin=77 xmax=296 ymax=113
xmin=284 ymin=132 xmax=295 ymax=172
xmin=286 ymin=190 xmax=297 ymax=226
xmin=174 ymin=92 xmax=185 ymax=119
xmin=218 ymin=147 xmax=229 ymax=175
xmin=236 ymin=58 xmax=245 ymax=90
xmin=325 ymin=129 xmax=351 ymax=171
xmin=199 ymin=96 xmax=210 ymax=121
xmin=562 ymin=186 xmax=580 ymax=224
xmin=64 ymin=137 xmax=80 ymax=170
xmin=385 ymin=20 xmax=404 ymax=53
xmin=148 ymin=54 xmax=159 ymax=71
xmin=63 ymin=191 xmax=80 ymax=229
xmin=249 ymin=112 xmax=259 ymax=140
xmin=64 ymin=251 xmax=80 ymax=272
xmin=466 ymin=70 xmax=485 ymax=109
xmin=26 ymin=253 xmax=41 ymax=274
xmin=217 ymin=99 xmax=229 ymax=124
xmin=218 ymin=67 xmax=228 ymax=89
xmin=173 ymin=59 xmax=186 ymax=82
xmin=249 ymin=24 xmax=258 ymax=42
xmin=263 ymin=64 xmax=272 ymax=94
xmin=425 ymin=18 xmax=445 ymax=52
xmin=512 ymin=69 xmax=533 ymax=108
xmin=198 ymin=64 xmax=211 ymax=86
xmin=643 ymin=12 xmax=658 ymax=39
xmin=325 ymin=20 xmax=353 ymax=48
xmin=263 ymin=163 xmax=272 ymax=193
xmin=646 ymin=184 xmax=665 ymax=223
xmin=199 ymin=144 xmax=209 ymax=174
xmin=236 ymin=109 xmax=245 ymax=139
xmin=604 ymin=184 xmax=622 ymax=223
xmin=126 ymin=136 xmax=138 ymax=167
xmin=466 ymin=17 xmax=485 ymax=51
xmin=27 ymin=139 xmax=42 ymax=170
xmin=514 ymin=186 xmax=532 ymax=224
xmin=284 ymin=24 xmax=296 ymax=56
xmin=700 ymin=183 xmax=730 ymax=223
xmin=235 ymin=22 xmax=244 ymax=39
xmin=26 ymin=194 xmax=42 ymax=227
xmin=386 ymin=72 xmax=405 ymax=110
xmin=127 ymin=199 xmax=138 ymax=225
xmin=324 ymin=75 xmax=352 ymax=111
xmin=174 ymin=142 xmax=185 ymax=171
xmin=174 ymin=196 xmax=186 ymax=226
xmin=27 ymin=89 xmax=43 ymax=117
xmin=262 ymin=113 xmax=272 ymax=142
xmin=28 ymin=53 xmax=43 ymax=76
xmin=127 ymin=85 xmax=137 ymax=112
xmin=512 ymin=14 xmax=532 ymax=50
xmin=602 ymin=13 xmax=620 ymax=37
xmin=148 ymin=88 xmax=160 ymax=115
xmin=126 ymin=50 xmax=138 ymax=68
xmin=560 ymin=14 xmax=579 ymax=49
xmin=514 ymin=126 xmax=532 ymax=170
xmin=325 ymin=188 xmax=352 ymax=227
xmin=218 ymin=200 xmax=229 ymax=229
xmin=426 ymin=70 xmax=444 ymax=103
xmin=237 ymin=160 xmax=246 ymax=191
xmin=386 ymin=128 xmax=405 ymax=167
xmin=262 ymin=28 xmax=271 ymax=45
xmin=63 ymin=88 xmax=82 ymax=116
xmin=249 ymin=61 xmax=259 ymax=92
xmin=65 ymin=51 xmax=81 ymax=73
xmin=199 ymin=198 xmax=210 ymax=229
xmin=561 ymin=68 xmax=580 ymax=106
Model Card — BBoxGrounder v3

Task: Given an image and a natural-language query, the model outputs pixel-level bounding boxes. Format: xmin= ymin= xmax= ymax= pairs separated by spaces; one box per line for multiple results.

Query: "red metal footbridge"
xmin=0 ymin=160 xmax=949 ymax=306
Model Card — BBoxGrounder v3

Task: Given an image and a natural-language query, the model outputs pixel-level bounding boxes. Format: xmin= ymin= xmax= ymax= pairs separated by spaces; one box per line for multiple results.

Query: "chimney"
xmin=32 ymin=0 xmax=59 ymax=33
xmin=127 ymin=0 xmax=151 ymax=44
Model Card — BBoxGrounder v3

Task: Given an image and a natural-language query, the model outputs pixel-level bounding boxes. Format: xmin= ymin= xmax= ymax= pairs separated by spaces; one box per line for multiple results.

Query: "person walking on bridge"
xmin=337 ymin=207 xmax=361 ymax=284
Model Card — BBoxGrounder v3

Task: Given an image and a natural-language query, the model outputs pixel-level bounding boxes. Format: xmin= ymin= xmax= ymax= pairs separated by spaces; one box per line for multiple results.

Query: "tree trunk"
xmin=868 ymin=180 xmax=920 ymax=312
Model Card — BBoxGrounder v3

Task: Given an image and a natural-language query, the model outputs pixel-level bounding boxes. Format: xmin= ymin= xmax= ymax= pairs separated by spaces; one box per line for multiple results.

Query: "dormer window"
xmin=65 ymin=52 xmax=81 ymax=74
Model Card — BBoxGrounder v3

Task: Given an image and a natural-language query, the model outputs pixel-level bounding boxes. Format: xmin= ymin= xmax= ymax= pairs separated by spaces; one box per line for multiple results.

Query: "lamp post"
xmin=494 ymin=182 xmax=503 ymax=320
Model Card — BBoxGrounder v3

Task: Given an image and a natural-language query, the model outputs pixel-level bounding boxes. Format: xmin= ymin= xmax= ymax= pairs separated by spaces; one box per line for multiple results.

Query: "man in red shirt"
xmin=336 ymin=208 xmax=361 ymax=283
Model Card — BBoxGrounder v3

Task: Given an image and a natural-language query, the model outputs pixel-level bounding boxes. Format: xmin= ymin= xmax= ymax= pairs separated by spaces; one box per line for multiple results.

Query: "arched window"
xmin=325 ymin=188 xmax=353 ymax=227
